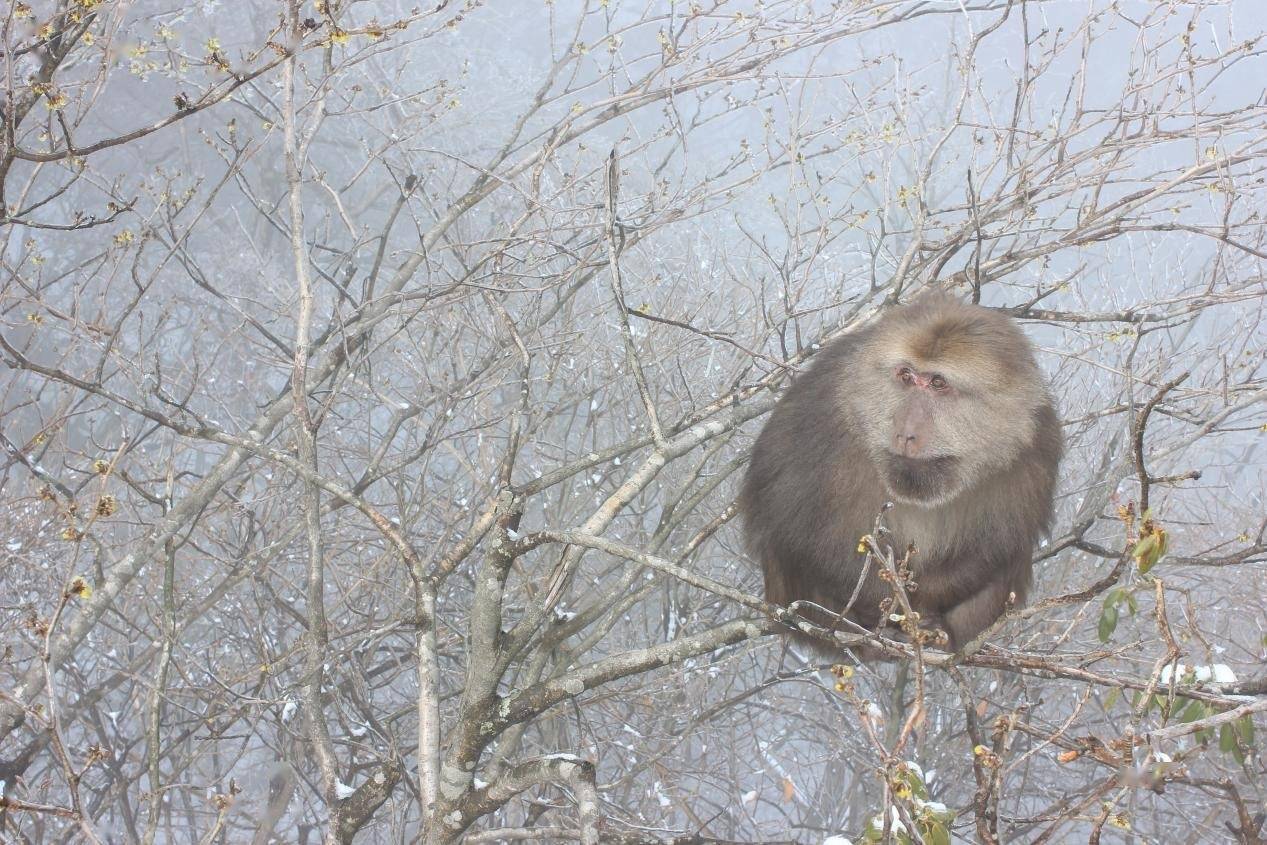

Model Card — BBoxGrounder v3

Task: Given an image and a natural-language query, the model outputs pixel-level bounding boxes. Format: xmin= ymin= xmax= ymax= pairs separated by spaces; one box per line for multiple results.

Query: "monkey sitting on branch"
xmin=739 ymin=291 xmax=1062 ymax=653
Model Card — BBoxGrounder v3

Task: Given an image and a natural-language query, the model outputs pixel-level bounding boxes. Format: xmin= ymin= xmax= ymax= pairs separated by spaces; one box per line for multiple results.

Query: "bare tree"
xmin=2 ymin=1 xmax=1265 ymax=842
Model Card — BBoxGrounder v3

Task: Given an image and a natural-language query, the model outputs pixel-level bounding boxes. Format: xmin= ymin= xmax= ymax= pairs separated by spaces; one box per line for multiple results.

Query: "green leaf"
xmin=896 ymin=767 xmax=928 ymax=801
xmin=1104 ymin=688 xmax=1121 ymax=711
xmin=1220 ymin=722 xmax=1246 ymax=763
xmin=1178 ymin=700 xmax=1207 ymax=723
xmin=1136 ymin=527 xmax=1170 ymax=574
xmin=1133 ymin=534 xmax=1159 ymax=573
xmin=1098 ymin=604 xmax=1119 ymax=643
xmin=1237 ymin=714 xmax=1255 ymax=746
xmin=925 ymin=822 xmax=951 ymax=845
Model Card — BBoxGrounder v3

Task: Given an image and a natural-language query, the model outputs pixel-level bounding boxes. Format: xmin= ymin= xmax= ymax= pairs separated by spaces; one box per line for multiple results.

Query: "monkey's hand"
xmin=889 ymin=611 xmax=950 ymax=650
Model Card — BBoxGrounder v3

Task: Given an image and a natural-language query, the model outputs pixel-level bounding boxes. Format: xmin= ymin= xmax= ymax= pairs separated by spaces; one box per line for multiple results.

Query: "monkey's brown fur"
xmin=740 ymin=293 xmax=1062 ymax=652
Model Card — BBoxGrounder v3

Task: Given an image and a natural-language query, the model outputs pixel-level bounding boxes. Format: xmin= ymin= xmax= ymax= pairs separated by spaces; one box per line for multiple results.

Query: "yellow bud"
xmin=67 ymin=575 xmax=93 ymax=598
xmin=96 ymin=495 xmax=118 ymax=517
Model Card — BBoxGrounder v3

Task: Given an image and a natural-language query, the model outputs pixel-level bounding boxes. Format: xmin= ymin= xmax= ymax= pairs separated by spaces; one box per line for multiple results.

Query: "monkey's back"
xmin=739 ymin=331 xmax=893 ymax=632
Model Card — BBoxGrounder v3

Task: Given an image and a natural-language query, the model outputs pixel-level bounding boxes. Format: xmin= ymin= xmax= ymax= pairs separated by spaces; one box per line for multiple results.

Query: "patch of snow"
xmin=1160 ymin=663 xmax=1238 ymax=686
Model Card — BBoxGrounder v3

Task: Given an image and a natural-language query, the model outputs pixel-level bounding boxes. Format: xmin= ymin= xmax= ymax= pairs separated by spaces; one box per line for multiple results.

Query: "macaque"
xmin=739 ymin=292 xmax=1062 ymax=652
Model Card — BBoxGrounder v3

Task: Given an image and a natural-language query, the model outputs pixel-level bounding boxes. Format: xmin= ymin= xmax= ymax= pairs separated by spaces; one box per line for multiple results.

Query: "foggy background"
xmin=2 ymin=1 xmax=1265 ymax=842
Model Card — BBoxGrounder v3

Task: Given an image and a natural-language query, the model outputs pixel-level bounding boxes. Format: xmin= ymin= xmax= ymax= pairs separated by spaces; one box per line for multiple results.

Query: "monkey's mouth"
xmin=882 ymin=454 xmax=961 ymax=503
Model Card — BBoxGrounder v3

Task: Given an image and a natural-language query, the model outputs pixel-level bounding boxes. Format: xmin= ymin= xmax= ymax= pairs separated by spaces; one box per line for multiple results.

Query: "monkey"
xmin=739 ymin=291 xmax=1062 ymax=653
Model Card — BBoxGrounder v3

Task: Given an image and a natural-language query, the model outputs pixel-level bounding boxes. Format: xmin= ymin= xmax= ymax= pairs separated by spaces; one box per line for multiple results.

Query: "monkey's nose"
xmin=895 ymin=434 xmax=921 ymax=457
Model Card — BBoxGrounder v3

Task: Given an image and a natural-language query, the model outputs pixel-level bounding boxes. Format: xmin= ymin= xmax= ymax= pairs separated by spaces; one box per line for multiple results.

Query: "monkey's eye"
xmin=930 ymin=374 xmax=949 ymax=391
xmin=897 ymin=367 xmax=915 ymax=385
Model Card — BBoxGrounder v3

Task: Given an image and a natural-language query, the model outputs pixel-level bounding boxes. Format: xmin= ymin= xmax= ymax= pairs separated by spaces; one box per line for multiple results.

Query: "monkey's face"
xmin=871 ymin=364 xmax=1040 ymax=506
xmin=872 ymin=364 xmax=974 ymax=505
xmin=850 ymin=299 xmax=1050 ymax=507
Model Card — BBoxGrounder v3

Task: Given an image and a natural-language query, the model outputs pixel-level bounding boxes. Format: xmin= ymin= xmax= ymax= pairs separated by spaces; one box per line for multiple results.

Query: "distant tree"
xmin=2 ymin=1 xmax=1264 ymax=843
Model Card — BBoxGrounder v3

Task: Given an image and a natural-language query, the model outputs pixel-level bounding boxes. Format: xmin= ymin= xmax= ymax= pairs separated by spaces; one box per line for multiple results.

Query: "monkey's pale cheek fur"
xmin=739 ymin=291 xmax=1062 ymax=654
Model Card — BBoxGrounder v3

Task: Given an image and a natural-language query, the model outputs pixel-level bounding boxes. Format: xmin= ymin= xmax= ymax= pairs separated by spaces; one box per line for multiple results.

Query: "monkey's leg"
xmin=940 ymin=580 xmax=1014 ymax=650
